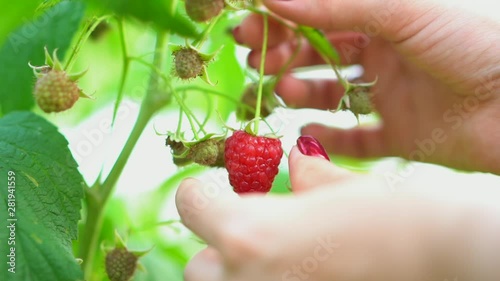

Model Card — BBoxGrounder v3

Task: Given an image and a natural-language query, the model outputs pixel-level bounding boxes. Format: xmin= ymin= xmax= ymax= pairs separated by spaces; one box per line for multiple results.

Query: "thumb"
xmin=263 ymin=0 xmax=432 ymax=40
xmin=288 ymin=146 xmax=354 ymax=192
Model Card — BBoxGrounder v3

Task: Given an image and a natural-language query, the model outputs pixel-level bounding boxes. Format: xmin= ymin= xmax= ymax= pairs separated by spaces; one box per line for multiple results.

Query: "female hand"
xmin=176 ymin=147 xmax=500 ymax=281
xmin=234 ymin=0 xmax=500 ymax=174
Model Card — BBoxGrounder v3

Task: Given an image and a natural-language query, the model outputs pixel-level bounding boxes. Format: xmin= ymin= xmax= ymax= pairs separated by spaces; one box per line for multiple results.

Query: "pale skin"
xmin=176 ymin=0 xmax=500 ymax=280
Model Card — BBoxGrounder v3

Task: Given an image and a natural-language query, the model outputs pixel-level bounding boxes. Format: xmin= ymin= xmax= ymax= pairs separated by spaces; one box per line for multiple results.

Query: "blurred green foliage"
xmin=0 ymin=1 xmax=377 ymax=280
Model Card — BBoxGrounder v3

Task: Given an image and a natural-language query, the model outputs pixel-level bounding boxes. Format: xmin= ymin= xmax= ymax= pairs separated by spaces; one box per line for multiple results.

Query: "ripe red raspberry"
xmin=224 ymin=130 xmax=283 ymax=194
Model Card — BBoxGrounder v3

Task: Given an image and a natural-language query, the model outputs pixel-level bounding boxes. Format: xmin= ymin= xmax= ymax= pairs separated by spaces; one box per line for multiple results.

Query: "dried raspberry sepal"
xmin=296 ymin=135 xmax=330 ymax=161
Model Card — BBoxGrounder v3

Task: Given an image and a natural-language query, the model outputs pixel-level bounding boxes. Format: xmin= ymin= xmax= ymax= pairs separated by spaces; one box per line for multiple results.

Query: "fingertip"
xmin=274 ymin=76 xmax=345 ymax=110
xmin=289 ymin=145 xmax=332 ymax=170
xmin=273 ymin=75 xmax=307 ymax=108
xmin=181 ymin=177 xmax=201 ymax=188
xmin=176 ymin=178 xmax=200 ymax=206
xmin=175 ymin=178 xmax=197 ymax=226
xmin=232 ymin=26 xmax=243 ymax=45
xmin=289 ymin=143 xmax=354 ymax=192
xmin=288 ymin=145 xmax=301 ymax=165
xmin=246 ymin=50 xmax=259 ymax=69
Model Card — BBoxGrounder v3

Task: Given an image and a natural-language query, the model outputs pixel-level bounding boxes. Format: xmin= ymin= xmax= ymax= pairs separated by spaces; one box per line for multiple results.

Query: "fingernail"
xmin=232 ymin=26 xmax=244 ymax=45
xmin=296 ymin=135 xmax=330 ymax=160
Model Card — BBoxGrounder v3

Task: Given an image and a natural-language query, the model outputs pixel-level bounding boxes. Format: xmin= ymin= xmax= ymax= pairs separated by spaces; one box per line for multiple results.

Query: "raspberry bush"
xmin=0 ymin=1 xmax=375 ymax=281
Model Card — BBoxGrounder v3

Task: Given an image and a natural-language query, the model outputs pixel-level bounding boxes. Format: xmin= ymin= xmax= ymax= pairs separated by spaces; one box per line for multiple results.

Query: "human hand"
xmin=176 ymin=147 xmax=500 ymax=281
xmin=233 ymin=0 xmax=500 ymax=174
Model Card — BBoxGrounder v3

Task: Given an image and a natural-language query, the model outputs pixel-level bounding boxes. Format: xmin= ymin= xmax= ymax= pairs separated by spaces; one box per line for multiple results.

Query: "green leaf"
xmin=298 ymin=25 xmax=340 ymax=65
xmin=86 ymin=0 xmax=199 ymax=38
xmin=0 ymin=0 xmax=40 ymax=46
xmin=0 ymin=1 xmax=86 ymax=115
xmin=0 ymin=111 xmax=85 ymax=281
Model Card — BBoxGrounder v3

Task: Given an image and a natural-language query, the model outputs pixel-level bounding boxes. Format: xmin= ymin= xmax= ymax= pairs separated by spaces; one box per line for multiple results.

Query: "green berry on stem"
xmin=188 ymin=137 xmax=226 ymax=168
xmin=173 ymin=47 xmax=204 ymax=79
xmin=104 ymin=231 xmax=151 ymax=281
xmin=185 ymin=0 xmax=225 ymax=22
xmin=166 ymin=136 xmax=193 ymax=167
xmin=171 ymin=45 xmax=219 ymax=85
xmin=105 ymin=248 xmax=138 ymax=281
xmin=29 ymin=46 xmax=89 ymax=113
xmin=345 ymin=87 xmax=373 ymax=116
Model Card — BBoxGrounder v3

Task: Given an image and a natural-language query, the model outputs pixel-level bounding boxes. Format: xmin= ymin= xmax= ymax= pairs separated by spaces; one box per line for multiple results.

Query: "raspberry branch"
xmin=172 ymin=89 xmax=208 ymax=139
xmin=175 ymin=85 xmax=254 ymax=111
xmin=192 ymin=12 xmax=225 ymax=49
xmin=65 ymin=15 xmax=112 ymax=72
xmin=80 ymin=31 xmax=171 ymax=278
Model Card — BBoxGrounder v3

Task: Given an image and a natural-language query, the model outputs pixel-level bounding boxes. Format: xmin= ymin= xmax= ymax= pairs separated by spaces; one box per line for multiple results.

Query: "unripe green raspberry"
xmin=30 ymin=47 xmax=89 ymax=113
xmin=173 ymin=48 xmax=204 ymax=80
xmin=188 ymin=138 xmax=225 ymax=167
xmin=185 ymin=0 xmax=225 ymax=22
xmin=33 ymin=69 xmax=81 ymax=113
xmin=166 ymin=136 xmax=193 ymax=166
xmin=346 ymin=87 xmax=373 ymax=115
xmin=105 ymin=248 xmax=138 ymax=281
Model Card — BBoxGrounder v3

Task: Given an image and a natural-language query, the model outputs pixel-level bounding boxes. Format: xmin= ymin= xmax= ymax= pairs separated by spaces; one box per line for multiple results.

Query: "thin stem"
xmin=112 ymin=18 xmax=130 ymax=124
xmin=100 ymin=106 xmax=156 ymax=199
xmin=198 ymin=93 xmax=212 ymax=134
xmin=101 ymin=32 xmax=170 ymax=200
xmin=79 ymin=188 xmax=102 ymax=278
xmin=192 ymin=12 xmax=224 ymax=49
xmin=248 ymin=7 xmax=297 ymax=32
xmin=329 ymin=61 xmax=347 ymax=88
xmin=65 ymin=15 xmax=111 ymax=71
xmin=129 ymin=57 xmax=165 ymax=79
xmin=173 ymin=90 xmax=200 ymax=139
xmin=253 ymin=13 xmax=269 ymax=133
xmin=176 ymin=105 xmax=184 ymax=136
xmin=175 ymin=85 xmax=252 ymax=110
xmin=80 ymin=31 xmax=170 ymax=279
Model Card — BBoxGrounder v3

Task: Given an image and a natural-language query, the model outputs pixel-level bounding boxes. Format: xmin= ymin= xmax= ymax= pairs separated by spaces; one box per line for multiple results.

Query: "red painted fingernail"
xmin=296 ymin=135 xmax=330 ymax=160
